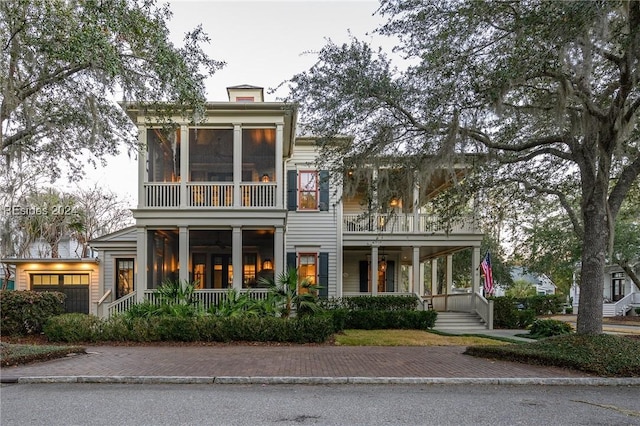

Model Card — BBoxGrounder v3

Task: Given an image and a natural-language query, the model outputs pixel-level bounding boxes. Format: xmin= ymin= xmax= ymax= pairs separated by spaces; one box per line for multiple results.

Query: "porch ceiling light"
xmin=379 ymin=256 xmax=387 ymax=272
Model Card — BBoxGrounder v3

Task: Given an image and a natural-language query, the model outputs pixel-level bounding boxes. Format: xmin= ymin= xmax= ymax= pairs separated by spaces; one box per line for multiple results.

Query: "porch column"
xmin=431 ymin=258 xmax=438 ymax=295
xmin=232 ymin=227 xmax=242 ymax=290
xmin=275 ymin=123 xmax=284 ymax=208
xmin=412 ymin=246 xmax=421 ymax=295
xmin=412 ymin=176 xmax=420 ymax=233
xmin=472 ymin=246 xmax=481 ymax=311
xmin=137 ymin=126 xmax=146 ymax=210
xmin=178 ymin=226 xmax=189 ymax=283
xmin=446 ymin=254 xmax=453 ymax=295
xmin=180 ymin=124 xmax=188 ymax=207
xmin=135 ymin=227 xmax=147 ymax=304
xmin=274 ymin=226 xmax=284 ymax=276
xmin=233 ymin=123 xmax=242 ymax=207
xmin=371 ymin=245 xmax=379 ymax=295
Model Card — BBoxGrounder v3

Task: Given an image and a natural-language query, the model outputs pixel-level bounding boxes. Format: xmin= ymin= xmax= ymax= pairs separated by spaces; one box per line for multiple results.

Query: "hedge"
xmin=0 ymin=290 xmax=66 ymax=335
xmin=43 ymin=313 xmax=335 ymax=344
xmin=321 ymin=295 xmax=420 ymax=311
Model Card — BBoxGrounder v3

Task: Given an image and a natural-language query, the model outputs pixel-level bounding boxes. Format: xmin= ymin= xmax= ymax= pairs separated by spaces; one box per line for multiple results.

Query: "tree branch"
xmin=520 ymin=180 xmax=584 ymax=239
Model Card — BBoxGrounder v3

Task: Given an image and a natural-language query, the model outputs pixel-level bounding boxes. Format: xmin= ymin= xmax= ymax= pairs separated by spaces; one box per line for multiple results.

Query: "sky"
xmin=76 ymin=0 xmax=387 ymax=206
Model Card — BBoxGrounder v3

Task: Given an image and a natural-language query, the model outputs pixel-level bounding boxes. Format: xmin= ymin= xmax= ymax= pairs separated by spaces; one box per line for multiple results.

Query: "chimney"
xmin=226 ymin=85 xmax=264 ymax=102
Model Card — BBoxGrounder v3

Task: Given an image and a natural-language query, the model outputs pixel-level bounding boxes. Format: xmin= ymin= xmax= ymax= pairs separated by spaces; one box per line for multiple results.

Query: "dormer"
xmin=226 ymin=84 xmax=264 ymax=102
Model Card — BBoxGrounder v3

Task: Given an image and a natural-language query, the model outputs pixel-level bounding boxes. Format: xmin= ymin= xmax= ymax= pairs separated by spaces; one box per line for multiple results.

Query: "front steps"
xmin=433 ymin=311 xmax=488 ymax=332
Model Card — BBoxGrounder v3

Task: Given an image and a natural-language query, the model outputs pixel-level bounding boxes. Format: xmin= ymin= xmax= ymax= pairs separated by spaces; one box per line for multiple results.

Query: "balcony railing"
xmin=343 ymin=213 xmax=477 ymax=234
xmin=145 ymin=182 xmax=180 ymax=207
xmin=143 ymin=182 xmax=277 ymax=208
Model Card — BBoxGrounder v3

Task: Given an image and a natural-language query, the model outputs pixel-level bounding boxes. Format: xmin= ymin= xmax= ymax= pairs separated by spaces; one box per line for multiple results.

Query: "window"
xmin=31 ymin=274 xmax=89 ymax=286
xmin=298 ymin=253 xmax=317 ymax=294
xmin=243 ymin=253 xmax=257 ymax=288
xmin=116 ymin=259 xmax=135 ymax=298
xmin=298 ymin=171 xmax=318 ymax=210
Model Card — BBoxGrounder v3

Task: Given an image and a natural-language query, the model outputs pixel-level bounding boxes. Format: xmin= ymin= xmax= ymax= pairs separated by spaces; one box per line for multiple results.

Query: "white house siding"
xmin=286 ymin=141 xmax=340 ymax=297
xmin=90 ymin=227 xmax=137 ymax=306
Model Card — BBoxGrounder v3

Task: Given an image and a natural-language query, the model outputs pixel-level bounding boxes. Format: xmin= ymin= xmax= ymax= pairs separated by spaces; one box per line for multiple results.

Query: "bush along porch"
xmin=39 ymin=279 xmax=437 ymax=344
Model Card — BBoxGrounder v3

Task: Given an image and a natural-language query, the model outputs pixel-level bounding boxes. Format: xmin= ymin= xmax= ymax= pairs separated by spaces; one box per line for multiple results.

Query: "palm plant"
xmin=156 ymin=279 xmax=199 ymax=306
xmin=258 ymin=267 xmax=323 ymax=318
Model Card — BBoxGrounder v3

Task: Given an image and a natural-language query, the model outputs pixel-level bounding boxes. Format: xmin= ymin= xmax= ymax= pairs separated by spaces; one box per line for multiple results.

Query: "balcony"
xmin=143 ymin=182 xmax=277 ymax=208
xmin=343 ymin=213 xmax=478 ymax=234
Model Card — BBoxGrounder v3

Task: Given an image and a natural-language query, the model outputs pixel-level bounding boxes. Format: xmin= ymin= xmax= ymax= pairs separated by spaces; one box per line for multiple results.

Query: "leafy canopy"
xmin=285 ymin=0 xmax=640 ymax=334
xmin=0 ymin=0 xmax=224 ymax=180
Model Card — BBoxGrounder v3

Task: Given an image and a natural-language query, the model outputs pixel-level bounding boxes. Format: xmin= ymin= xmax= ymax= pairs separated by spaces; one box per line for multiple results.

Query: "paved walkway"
xmin=2 ymin=324 xmax=639 ymax=386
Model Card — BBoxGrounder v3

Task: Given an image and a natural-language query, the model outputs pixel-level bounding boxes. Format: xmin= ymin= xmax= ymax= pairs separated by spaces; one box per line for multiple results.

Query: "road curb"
xmin=4 ymin=376 xmax=640 ymax=386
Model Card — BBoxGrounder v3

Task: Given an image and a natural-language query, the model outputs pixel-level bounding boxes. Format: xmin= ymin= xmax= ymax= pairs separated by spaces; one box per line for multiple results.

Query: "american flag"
xmin=481 ymin=251 xmax=494 ymax=296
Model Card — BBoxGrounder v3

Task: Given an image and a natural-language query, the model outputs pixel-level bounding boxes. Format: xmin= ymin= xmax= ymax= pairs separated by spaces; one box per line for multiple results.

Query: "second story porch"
xmin=144 ymin=181 xmax=279 ymax=208
xmin=343 ymin=212 xmax=478 ymax=235
xmin=128 ymin=97 xmax=296 ymax=210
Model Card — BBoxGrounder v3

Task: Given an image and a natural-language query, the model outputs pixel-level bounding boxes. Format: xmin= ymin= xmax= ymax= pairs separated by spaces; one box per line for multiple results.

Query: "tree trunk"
xmin=576 ymin=192 xmax=608 ymax=334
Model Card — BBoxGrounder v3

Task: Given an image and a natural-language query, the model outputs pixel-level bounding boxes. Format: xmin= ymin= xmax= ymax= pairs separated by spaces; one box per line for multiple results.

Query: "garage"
xmin=31 ymin=273 xmax=90 ymax=314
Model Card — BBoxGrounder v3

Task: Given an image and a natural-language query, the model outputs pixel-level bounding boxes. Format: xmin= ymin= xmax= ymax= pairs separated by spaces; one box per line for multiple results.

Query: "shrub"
xmin=44 ymin=312 xmax=335 ymax=344
xmin=635 ymin=307 xmax=640 ymax=315
xmin=322 ymin=295 xmax=419 ymax=311
xmin=465 ymin=334 xmax=640 ymax=377
xmin=491 ymin=296 xmax=536 ymax=329
xmin=0 ymin=290 xmax=66 ymax=335
xmin=519 ymin=295 xmax=565 ymax=315
xmin=528 ymin=319 xmax=573 ymax=339
xmin=565 ymin=306 xmax=573 ymax=314
xmin=345 ymin=310 xmax=437 ymax=330
xmin=44 ymin=313 xmax=103 ymax=342
xmin=153 ymin=316 xmax=200 ymax=341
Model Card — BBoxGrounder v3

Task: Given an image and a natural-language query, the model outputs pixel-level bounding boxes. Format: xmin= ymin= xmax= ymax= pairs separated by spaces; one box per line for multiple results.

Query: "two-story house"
xmin=5 ymin=85 xmax=490 ymax=325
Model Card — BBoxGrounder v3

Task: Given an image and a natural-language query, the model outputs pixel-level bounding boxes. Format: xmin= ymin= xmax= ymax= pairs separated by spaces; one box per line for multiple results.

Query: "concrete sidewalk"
xmin=2 ymin=341 xmax=639 ymax=386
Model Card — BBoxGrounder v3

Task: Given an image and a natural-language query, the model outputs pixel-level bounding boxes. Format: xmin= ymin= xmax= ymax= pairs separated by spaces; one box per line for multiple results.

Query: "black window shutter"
xmin=286 ymin=252 xmax=297 ymax=271
xmin=287 ymin=170 xmax=297 ymax=211
xmin=386 ymin=261 xmax=395 ymax=293
xmin=359 ymin=261 xmax=369 ymax=292
xmin=319 ymin=252 xmax=329 ymax=298
xmin=319 ymin=170 xmax=329 ymax=211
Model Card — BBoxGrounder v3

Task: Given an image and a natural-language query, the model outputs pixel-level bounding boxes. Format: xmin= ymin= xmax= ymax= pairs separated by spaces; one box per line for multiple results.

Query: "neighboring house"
xmin=493 ymin=266 xmax=557 ymax=297
xmin=4 ymin=85 xmax=489 ymax=324
xmin=571 ymin=264 xmax=640 ymax=317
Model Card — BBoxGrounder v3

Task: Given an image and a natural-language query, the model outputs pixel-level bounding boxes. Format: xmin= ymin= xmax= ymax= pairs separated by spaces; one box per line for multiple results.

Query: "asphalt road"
xmin=2 ymin=383 xmax=639 ymax=425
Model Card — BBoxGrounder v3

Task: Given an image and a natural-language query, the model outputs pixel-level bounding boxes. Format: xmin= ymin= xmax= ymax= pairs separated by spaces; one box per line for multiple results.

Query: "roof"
xmin=1 ymin=258 xmax=99 ymax=264
xmin=510 ymin=266 xmax=557 ymax=289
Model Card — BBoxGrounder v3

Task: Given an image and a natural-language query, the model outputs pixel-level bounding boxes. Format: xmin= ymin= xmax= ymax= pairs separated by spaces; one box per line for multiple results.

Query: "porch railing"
xmin=188 ymin=183 xmax=233 ymax=207
xmin=102 ymin=289 xmax=272 ymax=318
xmin=241 ymin=183 xmax=276 ymax=207
xmin=145 ymin=182 xmax=180 ymax=207
xmin=144 ymin=288 xmax=270 ymax=309
xmin=343 ymin=213 xmax=476 ymax=234
xmin=143 ymin=182 xmax=277 ymax=208
xmin=95 ymin=289 xmax=112 ymax=318
xmin=473 ymin=292 xmax=493 ymax=330
xmin=106 ymin=291 xmax=137 ymax=318
xmin=603 ymin=292 xmax=635 ymax=317
xmin=429 ymin=293 xmax=473 ymax=312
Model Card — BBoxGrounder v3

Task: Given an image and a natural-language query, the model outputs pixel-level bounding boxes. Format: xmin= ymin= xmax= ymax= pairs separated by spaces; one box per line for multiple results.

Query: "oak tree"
xmin=286 ymin=1 xmax=640 ymax=334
